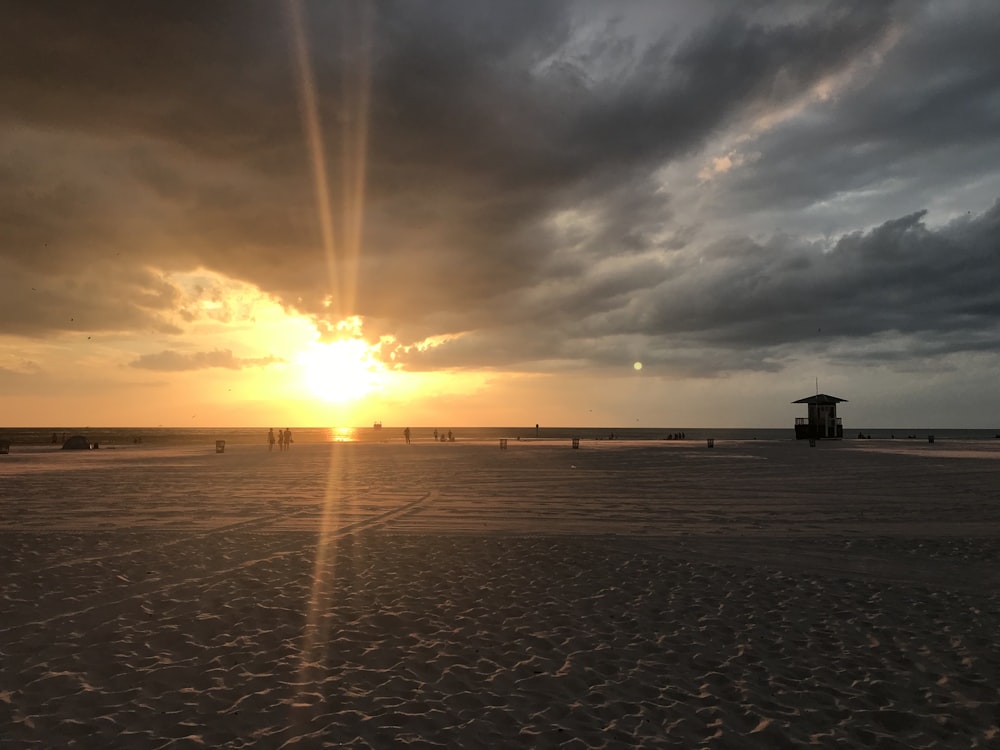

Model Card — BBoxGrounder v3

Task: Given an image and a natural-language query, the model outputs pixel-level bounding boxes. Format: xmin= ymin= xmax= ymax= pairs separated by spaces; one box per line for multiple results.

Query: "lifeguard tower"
xmin=793 ymin=393 xmax=846 ymax=440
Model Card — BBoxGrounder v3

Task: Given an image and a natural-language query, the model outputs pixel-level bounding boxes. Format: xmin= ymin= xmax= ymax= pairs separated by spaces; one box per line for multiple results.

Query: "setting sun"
xmin=296 ymin=339 xmax=385 ymax=403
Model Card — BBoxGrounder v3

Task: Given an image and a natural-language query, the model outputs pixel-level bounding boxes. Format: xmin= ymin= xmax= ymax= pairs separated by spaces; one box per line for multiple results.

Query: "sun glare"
xmin=296 ymin=339 xmax=384 ymax=403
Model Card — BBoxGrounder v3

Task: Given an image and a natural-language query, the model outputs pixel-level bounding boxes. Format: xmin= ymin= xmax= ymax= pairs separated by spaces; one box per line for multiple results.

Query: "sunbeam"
xmin=287 ymin=0 xmax=372 ymax=323
xmin=287 ymin=0 xmax=337 ymax=311
xmin=285 ymin=0 xmax=373 ymax=712
xmin=338 ymin=1 xmax=373 ymax=320
xmin=294 ymin=446 xmax=353 ymax=705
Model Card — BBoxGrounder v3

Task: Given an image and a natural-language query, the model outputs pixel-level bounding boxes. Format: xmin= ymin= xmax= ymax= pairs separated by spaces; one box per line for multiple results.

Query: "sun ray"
xmin=294 ymin=446 xmax=354 ymax=714
xmin=338 ymin=1 xmax=373 ymax=318
xmin=287 ymin=0 xmax=338 ymax=310
xmin=285 ymin=0 xmax=374 ymax=719
xmin=287 ymin=0 xmax=372 ymax=323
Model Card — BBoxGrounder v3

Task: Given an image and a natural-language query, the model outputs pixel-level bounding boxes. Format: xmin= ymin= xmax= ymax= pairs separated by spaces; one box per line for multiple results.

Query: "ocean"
xmin=2 ymin=425 xmax=998 ymax=449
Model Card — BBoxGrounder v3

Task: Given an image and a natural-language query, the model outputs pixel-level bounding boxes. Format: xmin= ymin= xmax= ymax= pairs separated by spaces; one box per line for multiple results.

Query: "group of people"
xmin=402 ymin=428 xmax=454 ymax=443
xmin=267 ymin=427 xmax=293 ymax=451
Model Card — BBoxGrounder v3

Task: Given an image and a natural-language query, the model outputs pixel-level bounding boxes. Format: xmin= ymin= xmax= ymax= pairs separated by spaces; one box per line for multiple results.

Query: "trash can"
xmin=707 ymin=439 xmax=714 ymax=448
xmin=809 ymin=438 xmax=816 ymax=447
xmin=0 ymin=440 xmax=9 ymax=455
xmin=927 ymin=435 xmax=935 ymax=444
xmin=499 ymin=439 xmax=508 ymax=450
xmin=571 ymin=438 xmax=580 ymax=449
xmin=216 ymin=440 xmax=226 ymax=453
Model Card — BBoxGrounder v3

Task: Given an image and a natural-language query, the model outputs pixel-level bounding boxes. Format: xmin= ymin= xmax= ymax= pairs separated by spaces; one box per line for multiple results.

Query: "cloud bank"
xmin=2 ymin=0 xmax=998 ymax=384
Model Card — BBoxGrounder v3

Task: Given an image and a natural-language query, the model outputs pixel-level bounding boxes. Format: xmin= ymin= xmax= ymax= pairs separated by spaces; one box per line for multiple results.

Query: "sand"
xmin=1 ymin=438 xmax=999 ymax=748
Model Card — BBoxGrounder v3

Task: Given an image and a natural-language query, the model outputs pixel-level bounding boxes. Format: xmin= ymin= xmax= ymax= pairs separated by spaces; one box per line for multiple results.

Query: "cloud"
xmin=1 ymin=0 xmax=997 ymax=390
xmin=711 ymin=1 xmax=1000 ymax=231
xmin=397 ymin=201 xmax=1000 ymax=375
xmin=0 ymin=2 xmax=898 ymax=324
xmin=130 ymin=349 xmax=283 ymax=372
xmin=0 ymin=256 xmax=184 ymax=338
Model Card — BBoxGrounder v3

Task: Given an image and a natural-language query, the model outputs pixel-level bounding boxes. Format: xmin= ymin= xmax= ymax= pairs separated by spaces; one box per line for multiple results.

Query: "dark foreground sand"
xmin=2 ymin=438 xmax=999 ymax=747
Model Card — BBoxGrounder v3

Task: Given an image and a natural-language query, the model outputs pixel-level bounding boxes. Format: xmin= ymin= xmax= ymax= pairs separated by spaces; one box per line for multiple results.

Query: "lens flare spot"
xmin=633 ymin=361 xmax=643 ymax=371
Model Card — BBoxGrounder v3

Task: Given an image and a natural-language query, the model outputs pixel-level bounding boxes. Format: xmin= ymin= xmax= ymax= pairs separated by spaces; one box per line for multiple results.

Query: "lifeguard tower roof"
xmin=791 ymin=393 xmax=847 ymax=405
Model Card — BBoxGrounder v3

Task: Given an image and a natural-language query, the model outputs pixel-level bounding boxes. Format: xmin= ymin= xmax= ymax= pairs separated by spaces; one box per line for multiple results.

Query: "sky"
xmin=2 ymin=0 xmax=999 ymax=429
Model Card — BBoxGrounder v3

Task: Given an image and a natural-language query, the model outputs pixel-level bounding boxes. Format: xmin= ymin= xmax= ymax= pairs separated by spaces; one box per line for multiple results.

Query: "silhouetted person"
xmin=404 ymin=427 xmax=411 ymax=444
xmin=447 ymin=430 xmax=453 ymax=442
xmin=268 ymin=428 xmax=276 ymax=451
xmin=433 ymin=429 xmax=439 ymax=441
xmin=283 ymin=428 xmax=292 ymax=450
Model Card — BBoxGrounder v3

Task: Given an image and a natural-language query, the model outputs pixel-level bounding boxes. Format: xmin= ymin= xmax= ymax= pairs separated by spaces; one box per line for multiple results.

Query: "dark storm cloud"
xmin=0 ymin=259 xmax=183 ymax=337
xmin=638 ymin=202 xmax=999 ymax=348
xmin=4 ymin=0 xmax=997 ymax=380
xmin=719 ymin=1 xmax=1000 ymax=223
xmin=349 ymin=0 xmax=900 ymax=334
xmin=640 ymin=203 xmax=1000 ymax=364
xmin=2 ymin=2 xmax=299 ymax=158
xmin=402 ymin=202 xmax=1000 ymax=374
xmin=130 ymin=349 xmax=283 ymax=372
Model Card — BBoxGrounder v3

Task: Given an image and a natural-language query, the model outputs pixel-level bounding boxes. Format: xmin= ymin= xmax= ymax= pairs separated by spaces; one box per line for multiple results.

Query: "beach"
xmin=2 ymin=438 xmax=999 ymax=748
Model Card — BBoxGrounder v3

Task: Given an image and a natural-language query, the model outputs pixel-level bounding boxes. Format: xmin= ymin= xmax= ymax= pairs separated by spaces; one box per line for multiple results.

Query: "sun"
xmin=296 ymin=339 xmax=384 ymax=403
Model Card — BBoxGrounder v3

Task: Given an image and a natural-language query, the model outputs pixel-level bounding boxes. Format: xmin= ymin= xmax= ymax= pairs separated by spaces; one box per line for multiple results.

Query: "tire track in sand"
xmin=4 ymin=491 xmax=438 ymax=633
xmin=34 ymin=503 xmax=326 ymax=574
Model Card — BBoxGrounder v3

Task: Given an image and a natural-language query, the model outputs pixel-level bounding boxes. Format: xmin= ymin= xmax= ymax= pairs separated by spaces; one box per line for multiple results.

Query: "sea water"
xmin=1 ymin=425 xmax=997 ymax=450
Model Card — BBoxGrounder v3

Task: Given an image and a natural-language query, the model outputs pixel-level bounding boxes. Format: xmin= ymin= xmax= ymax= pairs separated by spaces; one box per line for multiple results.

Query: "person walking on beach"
xmin=404 ymin=427 xmax=411 ymax=444
xmin=283 ymin=428 xmax=292 ymax=450
xmin=268 ymin=428 xmax=276 ymax=451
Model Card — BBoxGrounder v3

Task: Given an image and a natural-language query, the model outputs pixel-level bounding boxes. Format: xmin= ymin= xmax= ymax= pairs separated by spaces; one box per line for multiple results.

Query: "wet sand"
xmin=2 ymin=438 xmax=999 ymax=747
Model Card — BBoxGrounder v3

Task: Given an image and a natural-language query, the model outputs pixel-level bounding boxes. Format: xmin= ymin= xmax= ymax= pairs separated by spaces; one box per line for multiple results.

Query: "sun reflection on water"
xmin=329 ymin=426 xmax=357 ymax=442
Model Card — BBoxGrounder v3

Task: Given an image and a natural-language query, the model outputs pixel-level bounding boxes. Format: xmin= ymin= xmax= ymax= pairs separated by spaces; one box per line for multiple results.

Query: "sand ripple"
xmin=4 ymin=441 xmax=1000 ymax=746
xmin=2 ymin=531 xmax=999 ymax=748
